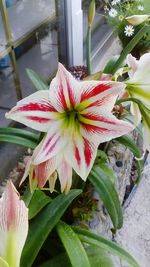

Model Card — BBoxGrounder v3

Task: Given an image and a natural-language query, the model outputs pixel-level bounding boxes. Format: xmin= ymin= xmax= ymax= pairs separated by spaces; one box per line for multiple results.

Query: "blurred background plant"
xmin=103 ymin=0 xmax=150 ymax=57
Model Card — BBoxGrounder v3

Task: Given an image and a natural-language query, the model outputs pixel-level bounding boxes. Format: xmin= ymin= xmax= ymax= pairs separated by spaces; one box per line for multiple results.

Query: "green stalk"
xmin=116 ymin=97 xmax=142 ymax=106
xmin=86 ymin=0 xmax=95 ymax=75
xmin=110 ymin=25 xmax=150 ymax=75
xmin=86 ymin=26 xmax=92 ymax=75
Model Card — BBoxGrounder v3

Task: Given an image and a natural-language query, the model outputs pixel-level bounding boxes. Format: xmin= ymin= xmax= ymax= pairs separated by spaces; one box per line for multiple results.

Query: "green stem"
xmin=109 ymin=25 xmax=150 ymax=75
xmin=116 ymin=97 xmax=142 ymax=106
xmin=86 ymin=26 xmax=92 ymax=75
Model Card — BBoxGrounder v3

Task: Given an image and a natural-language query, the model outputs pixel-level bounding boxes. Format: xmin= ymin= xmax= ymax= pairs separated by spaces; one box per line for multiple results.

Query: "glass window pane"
xmin=7 ymin=0 xmax=56 ymax=45
xmin=0 ymin=0 xmax=64 ymax=126
xmin=0 ymin=53 xmax=17 ymax=126
xmin=18 ymin=23 xmax=58 ymax=97
xmin=82 ymin=0 xmax=121 ymax=71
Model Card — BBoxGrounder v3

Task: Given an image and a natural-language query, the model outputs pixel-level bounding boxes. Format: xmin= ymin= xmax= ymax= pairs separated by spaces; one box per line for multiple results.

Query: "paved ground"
xmin=115 ymin=155 xmax=150 ymax=267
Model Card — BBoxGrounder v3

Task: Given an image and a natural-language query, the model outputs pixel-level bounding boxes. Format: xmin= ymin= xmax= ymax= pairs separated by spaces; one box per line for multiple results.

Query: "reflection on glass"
xmin=0 ymin=0 xmax=59 ymax=126
xmin=82 ymin=0 xmax=112 ymax=70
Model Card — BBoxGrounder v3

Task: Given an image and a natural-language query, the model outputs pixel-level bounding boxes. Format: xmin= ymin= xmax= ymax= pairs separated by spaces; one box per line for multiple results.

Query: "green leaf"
xmin=96 ymin=149 xmax=108 ymax=163
xmin=39 ymin=247 xmax=114 ymax=267
xmin=0 ymin=134 xmax=37 ymax=149
xmin=0 ymin=127 xmax=39 ymax=142
xmin=98 ymin=163 xmax=117 ymax=183
xmin=88 ymin=166 xmax=123 ymax=230
xmin=115 ymin=135 xmax=142 ymax=159
xmin=38 ymin=253 xmax=70 ymax=267
xmin=86 ymin=246 xmax=114 ymax=267
xmin=56 ymin=221 xmax=90 ymax=267
xmin=26 ymin=68 xmax=49 ymax=91
xmin=21 ymin=184 xmax=34 ymax=207
xmin=103 ymin=55 xmax=119 ymax=74
xmin=21 ymin=189 xmax=82 ymax=267
xmin=73 ymin=227 xmax=140 ymax=267
xmin=115 ymin=135 xmax=144 ymax=182
xmin=28 ymin=190 xmax=52 ymax=219
xmin=110 ymin=25 xmax=150 ymax=75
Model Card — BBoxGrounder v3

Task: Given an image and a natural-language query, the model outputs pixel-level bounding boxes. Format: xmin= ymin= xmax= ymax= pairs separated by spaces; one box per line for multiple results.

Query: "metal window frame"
xmin=65 ymin=0 xmax=83 ymax=67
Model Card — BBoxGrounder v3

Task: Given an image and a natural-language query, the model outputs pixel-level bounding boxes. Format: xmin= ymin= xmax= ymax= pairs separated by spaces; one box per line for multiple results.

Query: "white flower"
xmin=6 ymin=63 xmax=133 ymax=189
xmin=124 ymin=25 xmax=135 ymax=37
xmin=137 ymin=5 xmax=144 ymax=11
xmin=109 ymin=8 xmax=118 ymax=17
xmin=111 ymin=0 xmax=120 ymax=6
xmin=126 ymin=53 xmax=150 ymax=151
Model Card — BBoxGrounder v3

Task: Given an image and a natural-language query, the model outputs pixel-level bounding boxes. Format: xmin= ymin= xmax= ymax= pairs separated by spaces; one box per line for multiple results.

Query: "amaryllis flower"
xmin=21 ymin=153 xmax=72 ymax=193
xmin=126 ymin=53 xmax=150 ymax=151
xmin=126 ymin=53 xmax=150 ymax=122
xmin=0 ymin=181 xmax=28 ymax=267
xmin=6 ymin=63 xmax=134 ymax=188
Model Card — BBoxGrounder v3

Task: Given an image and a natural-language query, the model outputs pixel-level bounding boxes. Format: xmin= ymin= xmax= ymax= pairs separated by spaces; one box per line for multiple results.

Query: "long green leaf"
xmin=116 ymin=135 xmax=143 ymax=181
xmin=103 ymin=55 xmax=119 ymax=74
xmin=105 ymin=25 xmax=150 ymax=75
xmin=0 ymin=134 xmax=37 ymax=149
xmin=115 ymin=135 xmax=142 ymax=159
xmin=39 ymin=253 xmax=70 ymax=267
xmin=28 ymin=190 xmax=52 ymax=219
xmin=39 ymin=247 xmax=114 ymax=267
xmin=0 ymin=127 xmax=39 ymax=142
xmin=56 ymin=222 xmax=90 ymax=267
xmin=88 ymin=166 xmax=123 ymax=230
xmin=73 ymin=227 xmax=140 ymax=267
xmin=21 ymin=189 xmax=82 ymax=267
xmin=86 ymin=246 xmax=114 ymax=267
xmin=26 ymin=68 xmax=49 ymax=91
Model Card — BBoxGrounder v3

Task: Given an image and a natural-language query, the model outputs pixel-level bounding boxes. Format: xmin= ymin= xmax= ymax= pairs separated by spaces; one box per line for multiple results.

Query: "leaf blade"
xmin=21 ymin=189 xmax=82 ymax=267
xmin=26 ymin=68 xmax=48 ymax=91
xmin=88 ymin=166 xmax=123 ymax=230
xmin=56 ymin=222 xmax=90 ymax=267
xmin=0 ymin=134 xmax=37 ymax=149
xmin=0 ymin=127 xmax=39 ymax=142
xmin=28 ymin=190 xmax=52 ymax=219
xmin=73 ymin=227 xmax=140 ymax=267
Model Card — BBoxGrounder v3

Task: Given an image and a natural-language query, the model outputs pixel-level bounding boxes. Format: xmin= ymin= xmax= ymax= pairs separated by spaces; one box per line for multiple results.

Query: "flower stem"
xmin=116 ymin=97 xmax=142 ymax=106
xmin=86 ymin=26 xmax=92 ymax=75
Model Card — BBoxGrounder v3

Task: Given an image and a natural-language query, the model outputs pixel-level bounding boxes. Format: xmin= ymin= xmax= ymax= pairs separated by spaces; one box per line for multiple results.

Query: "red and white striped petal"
xmin=49 ymin=63 xmax=81 ymax=112
xmin=0 ymin=181 xmax=28 ymax=267
xmin=80 ymin=89 xmax=122 ymax=117
xmin=6 ymin=90 xmax=58 ymax=132
xmin=64 ymin=115 xmax=133 ymax=180
xmin=32 ymin=121 xmax=67 ymax=164
xmin=35 ymin=156 xmax=60 ymax=188
xmin=57 ymin=159 xmax=72 ymax=193
xmin=77 ymin=81 xmax=125 ymax=111
xmin=80 ymin=113 xmax=134 ymax=144
xmin=64 ymin=133 xmax=98 ymax=181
